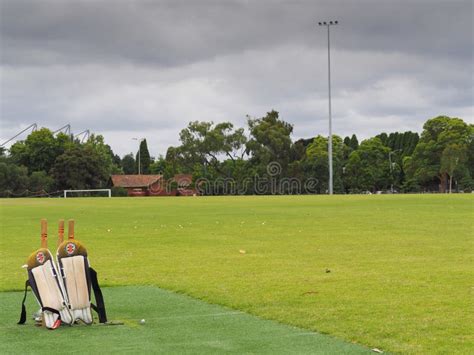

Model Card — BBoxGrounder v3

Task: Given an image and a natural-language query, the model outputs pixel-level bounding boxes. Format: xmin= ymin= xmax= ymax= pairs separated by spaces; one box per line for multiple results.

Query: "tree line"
xmin=1 ymin=113 xmax=472 ymax=196
xmin=0 ymin=129 xmax=121 ymax=196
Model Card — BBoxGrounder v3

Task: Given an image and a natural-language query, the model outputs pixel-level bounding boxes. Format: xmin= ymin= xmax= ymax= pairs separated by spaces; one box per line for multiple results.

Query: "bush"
xmin=29 ymin=171 xmax=54 ymax=192
xmin=402 ymin=178 xmax=422 ymax=193
xmin=111 ymin=187 xmax=128 ymax=197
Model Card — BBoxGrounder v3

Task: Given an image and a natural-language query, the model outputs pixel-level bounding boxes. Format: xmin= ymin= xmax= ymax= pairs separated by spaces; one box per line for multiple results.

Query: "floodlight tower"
xmin=0 ymin=123 xmax=37 ymax=147
xmin=318 ymin=20 xmax=338 ymax=195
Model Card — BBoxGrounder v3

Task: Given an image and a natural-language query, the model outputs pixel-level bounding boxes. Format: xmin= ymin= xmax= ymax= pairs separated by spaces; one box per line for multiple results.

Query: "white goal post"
xmin=63 ymin=189 xmax=111 ymax=198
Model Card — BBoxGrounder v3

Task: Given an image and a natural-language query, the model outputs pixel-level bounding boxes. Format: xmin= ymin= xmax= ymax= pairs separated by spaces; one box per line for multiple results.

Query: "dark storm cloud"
xmin=2 ymin=0 xmax=472 ymax=66
xmin=0 ymin=0 xmax=472 ymax=156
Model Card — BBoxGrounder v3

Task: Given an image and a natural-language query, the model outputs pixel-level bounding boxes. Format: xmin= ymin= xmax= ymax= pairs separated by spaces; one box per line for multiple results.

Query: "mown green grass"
xmin=0 ymin=195 xmax=473 ymax=353
xmin=0 ymin=286 xmax=369 ymax=354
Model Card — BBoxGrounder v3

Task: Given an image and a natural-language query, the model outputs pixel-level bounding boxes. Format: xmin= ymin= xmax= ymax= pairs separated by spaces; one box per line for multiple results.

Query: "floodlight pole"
xmin=318 ymin=20 xmax=338 ymax=195
xmin=132 ymin=137 xmax=145 ymax=175
xmin=389 ymin=149 xmax=401 ymax=193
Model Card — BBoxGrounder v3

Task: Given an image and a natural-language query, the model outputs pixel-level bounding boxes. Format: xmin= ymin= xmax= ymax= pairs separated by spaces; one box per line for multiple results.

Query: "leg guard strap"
xmin=18 ymin=280 xmax=29 ymax=325
xmin=90 ymin=267 xmax=107 ymax=323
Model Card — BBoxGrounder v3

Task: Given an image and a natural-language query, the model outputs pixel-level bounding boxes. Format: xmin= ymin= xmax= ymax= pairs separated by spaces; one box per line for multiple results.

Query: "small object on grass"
xmin=140 ymin=319 xmax=146 ymax=325
xmin=371 ymin=348 xmax=383 ymax=353
xmin=32 ymin=309 xmax=41 ymax=320
xmin=99 ymin=321 xmax=124 ymax=326
xmin=107 ymin=229 xmax=111 ymax=232
xmin=325 ymin=269 xmax=331 ymax=273
xmin=239 ymin=249 xmax=246 ymax=254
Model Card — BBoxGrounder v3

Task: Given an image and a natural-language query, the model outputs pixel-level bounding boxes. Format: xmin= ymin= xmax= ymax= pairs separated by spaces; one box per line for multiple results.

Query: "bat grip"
xmin=68 ymin=219 xmax=75 ymax=240
xmin=41 ymin=219 xmax=48 ymax=248
xmin=58 ymin=219 xmax=64 ymax=246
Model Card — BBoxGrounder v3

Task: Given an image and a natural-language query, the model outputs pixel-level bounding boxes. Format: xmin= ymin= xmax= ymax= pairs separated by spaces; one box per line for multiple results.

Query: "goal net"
xmin=63 ymin=189 xmax=111 ymax=198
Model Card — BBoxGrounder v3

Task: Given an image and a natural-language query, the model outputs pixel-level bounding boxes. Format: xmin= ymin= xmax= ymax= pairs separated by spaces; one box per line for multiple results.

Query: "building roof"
xmin=172 ymin=174 xmax=193 ymax=184
xmin=111 ymin=175 xmax=163 ymax=188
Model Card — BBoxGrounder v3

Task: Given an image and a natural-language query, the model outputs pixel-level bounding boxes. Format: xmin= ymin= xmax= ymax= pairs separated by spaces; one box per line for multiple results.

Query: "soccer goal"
xmin=63 ymin=189 xmax=111 ymax=198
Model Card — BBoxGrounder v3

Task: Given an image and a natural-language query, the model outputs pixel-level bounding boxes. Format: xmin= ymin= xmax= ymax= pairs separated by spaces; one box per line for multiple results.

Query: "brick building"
xmin=111 ymin=174 xmax=196 ymax=196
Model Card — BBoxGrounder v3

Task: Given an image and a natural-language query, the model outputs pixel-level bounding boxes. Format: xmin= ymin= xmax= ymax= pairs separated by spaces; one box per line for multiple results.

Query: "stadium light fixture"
xmin=318 ymin=19 xmax=339 ymax=195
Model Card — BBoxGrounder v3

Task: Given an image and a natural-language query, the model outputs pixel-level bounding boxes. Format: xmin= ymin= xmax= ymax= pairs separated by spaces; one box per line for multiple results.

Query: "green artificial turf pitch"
xmin=1 ymin=286 xmax=368 ymax=354
xmin=0 ymin=195 xmax=473 ymax=353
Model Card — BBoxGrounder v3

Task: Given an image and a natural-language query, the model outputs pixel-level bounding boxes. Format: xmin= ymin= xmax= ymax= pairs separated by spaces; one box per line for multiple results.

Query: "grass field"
xmin=1 ymin=286 xmax=368 ymax=354
xmin=0 ymin=195 xmax=472 ymax=353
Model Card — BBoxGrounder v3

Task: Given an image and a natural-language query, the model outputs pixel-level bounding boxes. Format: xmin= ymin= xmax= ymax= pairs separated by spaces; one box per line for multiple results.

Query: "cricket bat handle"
xmin=58 ymin=219 xmax=64 ymax=246
xmin=41 ymin=219 xmax=48 ymax=248
xmin=68 ymin=219 xmax=75 ymax=240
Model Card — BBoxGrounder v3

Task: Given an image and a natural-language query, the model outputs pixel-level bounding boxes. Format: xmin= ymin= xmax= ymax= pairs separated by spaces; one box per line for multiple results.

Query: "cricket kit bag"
xmin=18 ymin=219 xmax=107 ymax=329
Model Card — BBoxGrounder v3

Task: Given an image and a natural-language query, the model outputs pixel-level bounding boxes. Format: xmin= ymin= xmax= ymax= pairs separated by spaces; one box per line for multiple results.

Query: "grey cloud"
xmin=1 ymin=0 xmax=473 ymax=157
xmin=1 ymin=0 xmax=472 ymax=66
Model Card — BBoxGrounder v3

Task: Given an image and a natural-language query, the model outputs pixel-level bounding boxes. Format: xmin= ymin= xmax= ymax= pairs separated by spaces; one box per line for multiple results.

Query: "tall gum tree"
xmin=405 ymin=116 xmax=472 ymax=192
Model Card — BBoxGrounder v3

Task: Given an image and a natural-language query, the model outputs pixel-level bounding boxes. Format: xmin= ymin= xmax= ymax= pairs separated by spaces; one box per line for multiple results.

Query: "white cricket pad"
xmin=30 ymin=259 xmax=73 ymax=328
xmin=60 ymin=255 xmax=93 ymax=324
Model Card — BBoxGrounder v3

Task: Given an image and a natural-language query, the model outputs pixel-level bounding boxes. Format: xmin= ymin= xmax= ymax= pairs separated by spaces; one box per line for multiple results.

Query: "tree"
xmin=0 ymin=158 xmax=29 ymax=197
xmin=28 ymin=171 xmax=54 ymax=192
xmin=377 ymin=133 xmax=388 ymax=146
xmin=85 ymin=134 xmax=122 ymax=175
xmin=404 ymin=131 xmax=420 ymax=156
xmin=136 ymin=139 xmax=151 ymax=174
xmin=344 ymin=138 xmax=391 ymax=192
xmin=376 ymin=131 xmax=420 ymax=189
xmin=164 ymin=147 xmax=182 ymax=178
xmin=173 ymin=121 xmax=247 ymax=178
xmin=343 ymin=136 xmax=351 ymax=147
xmin=9 ymin=129 xmax=72 ymax=174
xmin=467 ymin=124 xmax=474 ymax=191
xmin=3 ymin=129 xmax=120 ymax=194
xmin=343 ymin=134 xmax=358 ymax=161
xmin=121 ymin=153 xmax=136 ymax=174
xmin=440 ymin=144 xmax=467 ymax=193
xmin=304 ymin=135 xmax=345 ymax=193
xmin=149 ymin=155 xmax=167 ymax=175
xmin=246 ymin=110 xmax=293 ymax=175
xmin=378 ymin=131 xmax=419 ymax=157
xmin=290 ymin=139 xmax=307 ymax=164
xmin=51 ymin=146 xmax=108 ymax=190
xmin=349 ymin=134 xmax=359 ymax=151
xmin=405 ymin=116 xmax=471 ymax=192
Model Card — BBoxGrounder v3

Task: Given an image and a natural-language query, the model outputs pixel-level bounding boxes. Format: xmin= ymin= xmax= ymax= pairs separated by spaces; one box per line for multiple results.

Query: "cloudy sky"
xmin=1 ymin=0 xmax=473 ymax=157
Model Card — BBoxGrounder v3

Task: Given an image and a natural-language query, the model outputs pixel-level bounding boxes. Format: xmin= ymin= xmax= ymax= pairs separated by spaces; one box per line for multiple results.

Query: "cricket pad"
xmin=57 ymin=240 xmax=107 ymax=325
xmin=19 ymin=248 xmax=73 ymax=329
